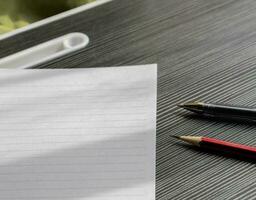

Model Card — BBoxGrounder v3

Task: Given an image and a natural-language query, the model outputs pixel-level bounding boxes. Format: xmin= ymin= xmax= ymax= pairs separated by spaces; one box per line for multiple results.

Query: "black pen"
xmin=178 ymin=101 xmax=256 ymax=121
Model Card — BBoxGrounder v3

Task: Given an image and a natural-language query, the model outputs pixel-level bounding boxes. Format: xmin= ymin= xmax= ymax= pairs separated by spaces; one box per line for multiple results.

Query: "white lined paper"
xmin=0 ymin=65 xmax=157 ymax=200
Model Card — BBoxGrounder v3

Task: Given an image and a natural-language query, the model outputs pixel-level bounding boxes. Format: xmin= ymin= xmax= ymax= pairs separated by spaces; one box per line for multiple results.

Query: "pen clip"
xmin=0 ymin=32 xmax=89 ymax=69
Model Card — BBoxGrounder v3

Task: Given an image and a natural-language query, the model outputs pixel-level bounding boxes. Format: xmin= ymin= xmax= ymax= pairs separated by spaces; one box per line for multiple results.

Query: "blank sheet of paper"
xmin=0 ymin=64 xmax=157 ymax=200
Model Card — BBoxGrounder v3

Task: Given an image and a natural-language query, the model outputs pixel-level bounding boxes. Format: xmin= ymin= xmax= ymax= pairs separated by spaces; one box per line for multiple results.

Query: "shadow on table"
xmin=181 ymin=113 xmax=256 ymax=127
xmin=0 ymin=131 xmax=152 ymax=199
xmin=176 ymin=143 xmax=256 ymax=164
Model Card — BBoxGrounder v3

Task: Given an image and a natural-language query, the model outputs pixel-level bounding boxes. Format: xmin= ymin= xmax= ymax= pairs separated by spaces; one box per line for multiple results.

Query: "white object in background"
xmin=0 ymin=32 xmax=89 ymax=69
xmin=0 ymin=0 xmax=112 ymax=40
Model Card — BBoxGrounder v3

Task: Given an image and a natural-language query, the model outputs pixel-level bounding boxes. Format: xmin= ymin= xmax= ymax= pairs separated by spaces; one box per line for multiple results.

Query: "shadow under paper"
xmin=0 ymin=131 xmax=154 ymax=199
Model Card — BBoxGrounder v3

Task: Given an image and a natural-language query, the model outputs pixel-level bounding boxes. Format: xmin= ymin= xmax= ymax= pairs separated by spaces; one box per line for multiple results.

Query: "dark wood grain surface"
xmin=2 ymin=0 xmax=256 ymax=199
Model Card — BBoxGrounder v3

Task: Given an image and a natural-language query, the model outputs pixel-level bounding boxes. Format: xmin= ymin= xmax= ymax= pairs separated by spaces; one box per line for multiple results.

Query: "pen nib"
xmin=177 ymin=104 xmax=185 ymax=108
xmin=177 ymin=101 xmax=204 ymax=113
xmin=171 ymin=135 xmax=180 ymax=139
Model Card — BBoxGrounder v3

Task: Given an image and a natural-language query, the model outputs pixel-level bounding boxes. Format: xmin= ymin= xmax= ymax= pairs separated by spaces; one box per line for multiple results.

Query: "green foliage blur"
xmin=0 ymin=0 xmax=95 ymax=34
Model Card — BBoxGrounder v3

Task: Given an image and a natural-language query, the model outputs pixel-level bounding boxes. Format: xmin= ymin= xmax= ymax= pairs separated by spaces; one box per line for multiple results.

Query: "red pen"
xmin=173 ymin=135 xmax=256 ymax=159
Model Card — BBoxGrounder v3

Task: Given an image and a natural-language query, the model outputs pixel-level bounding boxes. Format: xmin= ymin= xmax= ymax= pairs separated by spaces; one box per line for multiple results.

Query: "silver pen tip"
xmin=177 ymin=101 xmax=204 ymax=108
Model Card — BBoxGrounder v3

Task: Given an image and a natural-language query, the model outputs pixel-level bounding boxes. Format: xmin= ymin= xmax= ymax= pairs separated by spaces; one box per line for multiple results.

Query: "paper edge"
xmin=0 ymin=64 xmax=158 ymax=71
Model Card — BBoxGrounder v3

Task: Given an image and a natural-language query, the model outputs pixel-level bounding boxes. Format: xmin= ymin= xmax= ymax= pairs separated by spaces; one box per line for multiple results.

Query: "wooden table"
xmin=1 ymin=0 xmax=256 ymax=199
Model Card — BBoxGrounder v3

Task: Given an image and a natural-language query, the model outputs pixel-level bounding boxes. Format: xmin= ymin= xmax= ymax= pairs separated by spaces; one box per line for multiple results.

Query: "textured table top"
xmin=1 ymin=0 xmax=256 ymax=199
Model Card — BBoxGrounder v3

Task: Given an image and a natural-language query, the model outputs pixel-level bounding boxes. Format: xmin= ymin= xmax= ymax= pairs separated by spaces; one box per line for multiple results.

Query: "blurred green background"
xmin=0 ymin=0 xmax=95 ymax=34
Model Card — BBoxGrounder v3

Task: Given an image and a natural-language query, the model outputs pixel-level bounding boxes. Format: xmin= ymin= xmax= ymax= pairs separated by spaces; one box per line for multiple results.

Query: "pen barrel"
xmin=200 ymin=137 xmax=256 ymax=159
xmin=203 ymin=103 xmax=256 ymax=121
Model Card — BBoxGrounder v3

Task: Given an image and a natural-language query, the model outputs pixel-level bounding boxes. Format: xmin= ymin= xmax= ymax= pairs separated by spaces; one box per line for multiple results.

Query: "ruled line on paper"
xmin=0 ymin=101 xmax=147 ymax=105
xmin=0 ymin=119 xmax=148 ymax=124
xmin=0 ymin=94 xmax=148 ymax=98
xmin=0 ymin=65 xmax=156 ymax=200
